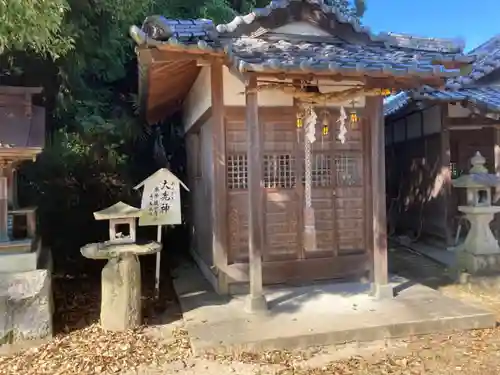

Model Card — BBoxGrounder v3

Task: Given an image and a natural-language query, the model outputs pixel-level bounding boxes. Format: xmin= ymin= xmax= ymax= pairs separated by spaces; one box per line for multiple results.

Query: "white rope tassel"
xmin=304 ymin=105 xmax=317 ymax=144
xmin=337 ymin=106 xmax=348 ymax=144
xmin=303 ymin=104 xmax=317 ymax=251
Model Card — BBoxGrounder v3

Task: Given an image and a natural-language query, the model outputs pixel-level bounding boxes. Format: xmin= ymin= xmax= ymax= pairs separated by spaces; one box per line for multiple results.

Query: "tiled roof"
xmin=131 ymin=11 xmax=472 ymax=79
xmin=217 ymin=0 xmax=465 ymax=54
xmin=228 ymin=36 xmax=464 ymax=77
xmin=383 ymin=86 xmax=500 ymax=117
xmin=416 ymin=86 xmax=500 ymax=112
xmin=384 ymin=34 xmax=500 ymax=116
xmin=130 ymin=17 xmax=221 ymax=51
xmin=446 ymin=35 xmax=500 ymax=89
xmin=383 ymin=92 xmax=411 ymax=116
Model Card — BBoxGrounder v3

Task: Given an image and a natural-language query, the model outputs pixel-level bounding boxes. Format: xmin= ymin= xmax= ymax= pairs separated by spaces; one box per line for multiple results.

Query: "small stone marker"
xmin=81 ymin=202 xmax=161 ymax=331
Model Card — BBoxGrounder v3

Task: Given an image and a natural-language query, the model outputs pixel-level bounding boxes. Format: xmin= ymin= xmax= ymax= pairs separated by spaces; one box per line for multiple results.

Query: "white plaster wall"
xmin=273 ymin=21 xmax=331 ymax=36
xmin=423 ymin=105 xmax=441 ymax=135
xmin=406 ymin=113 xmax=421 ymax=140
xmin=183 ymin=67 xmax=211 ymax=132
xmin=222 ymin=66 xmax=366 ymax=107
xmin=448 ymin=103 xmax=470 ymax=118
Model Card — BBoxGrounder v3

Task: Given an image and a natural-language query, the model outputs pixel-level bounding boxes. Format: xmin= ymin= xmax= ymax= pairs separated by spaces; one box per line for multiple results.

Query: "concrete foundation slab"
xmin=399 ymin=241 xmax=456 ymax=268
xmin=172 ymin=263 xmax=496 ymax=355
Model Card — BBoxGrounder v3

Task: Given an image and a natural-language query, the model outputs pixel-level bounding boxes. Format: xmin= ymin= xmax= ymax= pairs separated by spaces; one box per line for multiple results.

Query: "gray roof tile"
xmin=446 ymin=35 xmax=500 ymax=89
xmin=228 ymin=36 xmax=464 ymax=77
xmin=384 ymin=86 xmax=500 ymax=117
xmin=383 ymin=92 xmax=411 ymax=116
xmin=141 ymin=16 xmax=217 ymax=42
xmin=384 ymin=35 xmax=500 ymax=116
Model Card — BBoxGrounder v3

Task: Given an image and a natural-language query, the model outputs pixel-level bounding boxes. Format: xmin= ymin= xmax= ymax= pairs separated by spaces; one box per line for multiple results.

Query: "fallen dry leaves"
xmin=0 ymin=326 xmax=191 ymax=375
xmin=4 ymin=250 xmax=500 ymax=374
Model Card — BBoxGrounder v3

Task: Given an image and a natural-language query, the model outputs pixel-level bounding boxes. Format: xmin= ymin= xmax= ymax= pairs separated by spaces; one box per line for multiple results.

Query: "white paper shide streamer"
xmin=337 ymin=106 xmax=348 ymax=144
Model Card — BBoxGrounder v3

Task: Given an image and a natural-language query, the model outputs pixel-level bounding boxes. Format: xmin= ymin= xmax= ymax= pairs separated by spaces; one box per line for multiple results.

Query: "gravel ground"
xmin=2 ymin=247 xmax=500 ymax=375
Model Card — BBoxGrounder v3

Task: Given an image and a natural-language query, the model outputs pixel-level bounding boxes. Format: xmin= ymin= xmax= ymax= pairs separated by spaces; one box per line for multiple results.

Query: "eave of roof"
xmin=446 ymin=35 xmax=500 ymax=90
xmin=131 ymin=24 xmax=472 ymax=80
xmin=384 ymin=86 xmax=500 ymax=118
xmin=0 ymin=86 xmax=42 ymax=95
xmin=385 ymin=34 xmax=500 ymax=116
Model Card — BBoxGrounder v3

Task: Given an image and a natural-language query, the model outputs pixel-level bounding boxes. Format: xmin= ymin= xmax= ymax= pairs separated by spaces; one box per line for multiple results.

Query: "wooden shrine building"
xmin=384 ymin=35 xmax=500 ymax=246
xmin=130 ymin=0 xmax=473 ymax=309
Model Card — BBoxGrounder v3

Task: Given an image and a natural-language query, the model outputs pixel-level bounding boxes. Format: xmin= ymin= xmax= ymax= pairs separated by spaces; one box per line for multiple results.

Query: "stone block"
xmin=100 ymin=254 xmax=141 ymax=331
xmin=457 ymin=250 xmax=500 ymax=274
xmin=0 ymin=269 xmax=53 ymax=344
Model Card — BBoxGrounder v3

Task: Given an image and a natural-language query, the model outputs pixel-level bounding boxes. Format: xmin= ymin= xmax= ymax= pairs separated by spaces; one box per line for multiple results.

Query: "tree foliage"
xmin=1 ymin=0 xmax=365 ymax=267
xmin=0 ymin=0 xmax=71 ymax=57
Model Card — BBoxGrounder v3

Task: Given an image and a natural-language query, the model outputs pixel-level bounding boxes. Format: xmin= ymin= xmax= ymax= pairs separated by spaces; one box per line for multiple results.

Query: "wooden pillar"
xmin=210 ymin=59 xmax=229 ymax=294
xmin=363 ymin=113 xmax=373 ymax=280
xmin=0 ymin=175 xmax=8 ymax=242
xmin=26 ymin=209 xmax=37 ymax=238
xmin=245 ymin=76 xmax=267 ymax=312
xmin=440 ymin=104 xmax=453 ymax=246
xmin=493 ymin=126 xmax=500 ymax=239
xmin=4 ymin=166 xmax=17 ymax=208
xmin=366 ymin=96 xmax=393 ymax=299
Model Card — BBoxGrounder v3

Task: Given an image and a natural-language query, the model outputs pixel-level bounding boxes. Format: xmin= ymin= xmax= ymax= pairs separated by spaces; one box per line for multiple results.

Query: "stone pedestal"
xmin=0 ymin=270 xmax=53 ymax=344
xmin=457 ymin=251 xmax=500 ymax=274
xmin=101 ymin=254 xmax=141 ymax=331
xmin=457 ymin=206 xmax=500 ymax=274
xmin=81 ymin=241 xmax=161 ymax=332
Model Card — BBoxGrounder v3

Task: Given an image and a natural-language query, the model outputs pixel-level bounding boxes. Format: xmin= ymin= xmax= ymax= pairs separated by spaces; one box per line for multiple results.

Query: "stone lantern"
xmin=452 ymin=152 xmax=500 ymax=273
xmin=93 ymin=201 xmax=140 ymax=245
xmin=81 ymin=201 xmax=161 ymax=331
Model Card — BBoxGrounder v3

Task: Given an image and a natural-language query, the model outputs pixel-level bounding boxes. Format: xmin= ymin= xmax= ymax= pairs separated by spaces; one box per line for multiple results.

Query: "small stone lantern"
xmin=452 ymin=152 xmax=500 ymax=273
xmin=81 ymin=201 xmax=161 ymax=331
xmin=453 ymin=152 xmax=494 ymax=207
xmin=93 ymin=201 xmax=141 ymax=245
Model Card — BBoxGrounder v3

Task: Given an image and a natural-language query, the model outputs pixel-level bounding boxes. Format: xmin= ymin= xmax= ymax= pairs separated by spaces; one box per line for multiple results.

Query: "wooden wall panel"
xmin=262 ymin=120 xmax=300 ymax=260
xmin=228 ymin=191 xmax=249 ymax=262
xmin=186 ymin=123 xmax=214 ymax=267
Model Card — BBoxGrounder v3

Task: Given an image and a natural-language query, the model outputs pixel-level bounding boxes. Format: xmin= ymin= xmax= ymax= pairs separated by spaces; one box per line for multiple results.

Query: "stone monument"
xmin=452 ymin=152 xmax=500 ymax=273
xmin=81 ymin=202 xmax=162 ymax=331
xmin=0 ymin=86 xmax=53 ymax=347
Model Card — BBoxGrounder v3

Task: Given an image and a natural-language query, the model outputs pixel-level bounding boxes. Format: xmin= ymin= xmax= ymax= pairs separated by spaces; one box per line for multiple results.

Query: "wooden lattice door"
xmin=263 ymin=121 xmax=302 ymax=261
xmin=225 ymin=113 xmax=368 ymax=283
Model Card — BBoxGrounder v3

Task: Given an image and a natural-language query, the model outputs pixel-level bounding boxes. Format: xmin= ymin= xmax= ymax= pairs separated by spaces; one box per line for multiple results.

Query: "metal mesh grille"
xmin=264 ymin=154 xmax=295 ymax=188
xmin=227 ymin=154 xmax=248 ymax=189
xmin=335 ymin=155 xmax=361 ymax=186
xmin=312 ymin=154 xmax=332 ymax=187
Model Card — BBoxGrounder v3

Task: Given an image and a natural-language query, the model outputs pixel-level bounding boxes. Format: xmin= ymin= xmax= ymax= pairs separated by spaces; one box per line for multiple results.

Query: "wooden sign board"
xmin=133 ymin=168 xmax=189 ymax=227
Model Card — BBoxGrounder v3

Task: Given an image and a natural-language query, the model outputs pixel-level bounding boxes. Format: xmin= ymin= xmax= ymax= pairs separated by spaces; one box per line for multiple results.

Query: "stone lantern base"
xmin=457 ymin=250 xmax=500 ymax=274
xmin=81 ymin=240 xmax=162 ymax=331
xmin=101 ymin=254 xmax=141 ymax=331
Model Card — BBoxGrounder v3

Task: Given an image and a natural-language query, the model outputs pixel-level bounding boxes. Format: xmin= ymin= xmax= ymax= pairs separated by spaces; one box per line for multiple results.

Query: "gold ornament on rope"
xmin=321 ymin=96 xmax=329 ymax=137
xmin=349 ymin=100 xmax=359 ymax=130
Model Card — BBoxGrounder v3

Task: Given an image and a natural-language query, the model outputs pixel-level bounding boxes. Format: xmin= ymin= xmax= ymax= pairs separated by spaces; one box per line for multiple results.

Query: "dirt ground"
xmin=3 ymin=247 xmax=500 ymax=375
